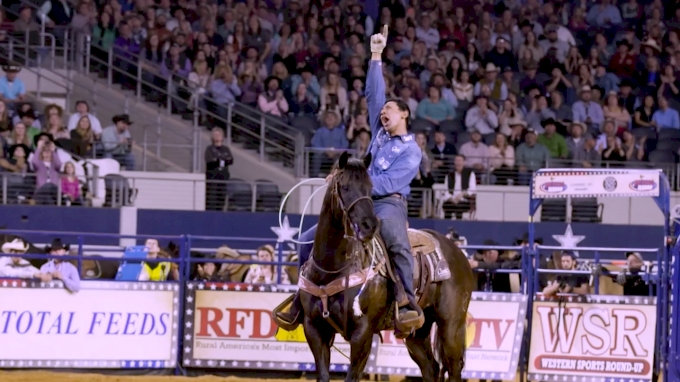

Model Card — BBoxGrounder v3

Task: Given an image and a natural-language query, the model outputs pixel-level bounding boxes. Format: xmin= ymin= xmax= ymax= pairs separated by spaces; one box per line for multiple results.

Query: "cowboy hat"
xmin=484 ymin=63 xmax=498 ymax=72
xmin=515 ymin=232 xmax=543 ymax=245
xmin=641 ymin=39 xmax=661 ymax=53
xmin=1 ymin=63 xmax=21 ymax=73
xmin=45 ymin=238 xmax=70 ymax=252
xmin=2 ymin=238 xmax=28 ymax=253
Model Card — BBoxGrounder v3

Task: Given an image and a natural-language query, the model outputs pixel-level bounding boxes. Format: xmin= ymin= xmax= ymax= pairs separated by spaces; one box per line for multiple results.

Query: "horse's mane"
xmin=332 ymin=157 xmax=372 ymax=188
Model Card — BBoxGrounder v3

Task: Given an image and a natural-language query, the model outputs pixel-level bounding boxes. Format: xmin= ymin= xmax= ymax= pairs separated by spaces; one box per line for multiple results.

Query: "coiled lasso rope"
xmin=278 ymin=178 xmax=328 ymax=245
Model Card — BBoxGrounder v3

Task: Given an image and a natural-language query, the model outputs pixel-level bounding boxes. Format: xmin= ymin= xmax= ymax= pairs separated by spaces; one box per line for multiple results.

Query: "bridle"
xmin=330 ymin=174 xmax=374 ymax=241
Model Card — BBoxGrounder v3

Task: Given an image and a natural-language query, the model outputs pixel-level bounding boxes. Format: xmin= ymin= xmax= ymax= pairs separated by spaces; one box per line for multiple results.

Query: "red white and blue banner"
xmin=0 ymin=279 xmax=180 ymax=368
xmin=183 ymin=283 xmax=527 ymax=378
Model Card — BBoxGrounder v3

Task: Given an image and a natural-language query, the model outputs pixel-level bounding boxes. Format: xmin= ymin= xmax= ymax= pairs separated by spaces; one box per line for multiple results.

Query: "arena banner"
xmin=0 ymin=279 xmax=180 ymax=368
xmin=184 ymin=282 xmax=375 ymax=371
xmin=532 ymin=169 xmax=660 ymax=199
xmin=371 ymin=292 xmax=528 ymax=379
xmin=528 ymin=295 xmax=657 ymax=382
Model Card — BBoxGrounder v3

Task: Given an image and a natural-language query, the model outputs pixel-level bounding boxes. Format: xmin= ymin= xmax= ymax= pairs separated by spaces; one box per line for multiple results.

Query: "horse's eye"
xmin=341 ymin=185 xmax=349 ymax=191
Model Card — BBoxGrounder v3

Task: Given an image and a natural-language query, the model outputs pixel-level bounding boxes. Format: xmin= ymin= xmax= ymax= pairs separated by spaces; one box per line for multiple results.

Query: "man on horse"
xmin=275 ymin=25 xmax=425 ymax=333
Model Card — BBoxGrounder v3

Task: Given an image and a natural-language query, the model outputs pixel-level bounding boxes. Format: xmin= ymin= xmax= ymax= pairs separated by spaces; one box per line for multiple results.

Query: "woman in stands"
xmin=70 ymin=115 xmax=94 ymax=157
xmin=244 ymin=245 xmax=290 ymax=285
xmin=31 ymin=139 xmax=61 ymax=205
xmin=61 ymin=162 xmax=83 ymax=206
xmin=45 ymin=113 xmax=69 ymax=140
xmin=7 ymin=122 xmax=32 ymax=149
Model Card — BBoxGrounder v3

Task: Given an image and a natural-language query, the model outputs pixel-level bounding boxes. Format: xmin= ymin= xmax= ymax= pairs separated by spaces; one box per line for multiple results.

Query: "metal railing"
xmin=0 ymin=172 xmax=89 ymax=206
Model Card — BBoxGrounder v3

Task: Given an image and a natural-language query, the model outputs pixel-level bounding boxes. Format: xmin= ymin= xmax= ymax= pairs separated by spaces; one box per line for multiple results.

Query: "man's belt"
xmin=372 ymin=193 xmax=403 ymax=201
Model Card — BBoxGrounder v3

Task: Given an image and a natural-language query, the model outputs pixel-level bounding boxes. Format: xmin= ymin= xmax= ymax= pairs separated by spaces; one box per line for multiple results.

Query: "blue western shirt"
xmin=365 ymin=61 xmax=421 ymax=198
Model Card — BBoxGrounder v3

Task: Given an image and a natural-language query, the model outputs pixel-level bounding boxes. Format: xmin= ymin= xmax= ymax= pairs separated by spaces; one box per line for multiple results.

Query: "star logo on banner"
xmin=552 ymin=224 xmax=586 ymax=257
xmin=271 ymin=215 xmax=299 ymax=243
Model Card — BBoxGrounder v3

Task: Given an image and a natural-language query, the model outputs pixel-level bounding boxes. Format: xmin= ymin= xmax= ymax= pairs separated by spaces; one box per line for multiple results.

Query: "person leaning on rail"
xmin=39 ymin=238 xmax=81 ymax=293
xmin=0 ymin=238 xmax=49 ymax=281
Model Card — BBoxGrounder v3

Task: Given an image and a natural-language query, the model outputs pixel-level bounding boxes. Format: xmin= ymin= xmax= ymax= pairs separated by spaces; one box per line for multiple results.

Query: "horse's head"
xmin=330 ymin=151 xmax=379 ymax=243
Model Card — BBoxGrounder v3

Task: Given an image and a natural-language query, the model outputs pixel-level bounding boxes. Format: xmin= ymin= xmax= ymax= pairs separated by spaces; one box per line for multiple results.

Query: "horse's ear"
xmin=339 ymin=151 xmax=349 ymax=169
xmin=363 ymin=153 xmax=372 ymax=168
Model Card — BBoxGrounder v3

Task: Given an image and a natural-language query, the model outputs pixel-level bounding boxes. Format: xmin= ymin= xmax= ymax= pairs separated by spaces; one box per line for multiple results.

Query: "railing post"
xmin=193 ymin=105 xmax=201 ymax=173
xmin=24 ymin=30 xmax=29 ymax=65
xmin=85 ymin=35 xmax=91 ymax=73
xmin=92 ymin=165 xmax=100 ymax=199
xmin=156 ymin=112 xmax=162 ymax=159
xmin=226 ymin=103 xmax=233 ymax=144
xmin=259 ymin=116 xmax=265 ymax=161
xmin=107 ymin=47 xmax=113 ymax=87
xmin=252 ymin=183 xmax=257 ymax=212
xmin=1 ymin=175 xmax=6 ymax=205
xmin=63 ymin=28 xmax=69 ymax=68
xmin=77 ymin=235 xmax=84 ymax=275
xmin=8 ymin=39 xmax=13 ymax=62
xmin=136 ymin=61 xmax=142 ymax=100
xmin=142 ymin=124 xmax=148 ymax=172
xmin=166 ymin=79 xmax=173 ymax=114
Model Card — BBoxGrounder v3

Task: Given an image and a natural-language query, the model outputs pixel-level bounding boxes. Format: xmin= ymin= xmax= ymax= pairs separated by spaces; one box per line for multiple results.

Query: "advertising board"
xmin=372 ymin=293 xmax=528 ymax=379
xmin=184 ymin=282 xmax=354 ymax=371
xmin=0 ymin=279 xmax=180 ymax=368
xmin=532 ymin=169 xmax=660 ymax=199
xmin=185 ymin=284 xmax=526 ymax=379
xmin=528 ymin=295 xmax=657 ymax=382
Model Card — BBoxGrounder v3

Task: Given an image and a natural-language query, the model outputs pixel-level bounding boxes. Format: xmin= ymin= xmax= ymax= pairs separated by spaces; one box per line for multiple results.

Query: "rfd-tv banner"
xmin=0 ymin=280 xmax=180 ymax=368
xmin=184 ymin=282 xmax=355 ymax=372
xmin=372 ymin=293 xmax=528 ymax=380
xmin=528 ymin=295 xmax=657 ymax=382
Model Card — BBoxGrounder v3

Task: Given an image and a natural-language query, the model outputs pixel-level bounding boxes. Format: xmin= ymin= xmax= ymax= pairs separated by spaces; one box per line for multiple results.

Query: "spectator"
xmin=319 ymin=72 xmax=348 ymax=118
xmin=473 ymin=63 xmax=507 ymax=102
xmin=572 ymin=86 xmax=605 ymax=135
xmin=70 ymin=115 xmax=94 ymax=157
xmin=113 ymin=22 xmax=142 ymax=89
xmin=453 ymin=70 xmax=474 ymax=103
xmin=412 ymin=131 xmax=435 ymax=189
xmin=7 ymin=122 xmax=33 ymax=149
xmin=621 ymin=130 xmax=645 ymax=162
xmin=431 ymin=129 xmax=456 ymax=181
xmin=187 ymin=59 xmax=212 ymax=112
xmin=204 ymin=127 xmax=233 ymax=211
xmin=516 ymin=129 xmax=550 ymax=185
xmin=416 ymin=85 xmax=456 ymax=126
xmin=138 ymin=239 xmax=177 ymax=282
xmin=603 ymin=91 xmax=632 ymax=135
xmin=611 ymin=252 xmax=653 ymax=296
xmin=244 ymin=244 xmax=290 ymax=285
xmin=40 ymin=238 xmax=80 ymax=293
xmin=469 ymin=239 xmax=512 ymax=292
xmin=288 ymin=82 xmax=319 ymax=116
xmin=31 ymin=139 xmax=61 ymax=204
xmin=311 ymin=111 xmax=348 ymax=177
xmin=488 ymin=133 xmax=515 ymax=185
xmin=537 ymin=119 xmax=569 ymax=160
xmin=0 ymin=64 xmax=26 ymax=108
xmin=0 ymin=100 xmax=10 ymax=135
xmin=289 ymin=65 xmax=320 ymax=106
xmin=525 ymin=95 xmax=557 ymax=133
xmin=195 ymin=255 xmax=229 ymax=282
xmin=45 ymin=113 xmax=69 ymax=141
xmin=442 ymin=154 xmax=476 ymax=220
xmin=37 ymin=0 xmax=74 ymax=30
xmin=0 ymin=239 xmax=45 ymax=279
xmin=13 ymin=6 xmax=39 ymax=33
xmin=465 ymin=96 xmax=499 ymax=139
xmin=573 ymin=134 xmax=601 ymax=168
xmin=459 ymin=129 xmax=489 ymax=175
xmin=101 ymin=114 xmax=134 ymax=170
xmin=602 ymin=135 xmax=627 ymax=166
xmin=634 ymin=95 xmax=656 ymax=129
xmin=258 ymin=76 xmax=289 ymax=118
xmin=652 ymin=96 xmax=680 ymax=129
xmin=61 ymin=161 xmax=83 ymax=206
xmin=566 ymin=122 xmax=587 ymax=158
xmin=548 ymin=91 xmax=572 ymax=123
xmin=542 ymin=251 xmax=589 ymax=296
xmin=67 ymin=101 xmax=102 ymax=138
xmin=209 ymin=64 xmax=241 ymax=108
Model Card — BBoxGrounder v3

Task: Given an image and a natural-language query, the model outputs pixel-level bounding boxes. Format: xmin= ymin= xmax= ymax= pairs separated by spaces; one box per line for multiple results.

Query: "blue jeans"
xmin=297 ymin=197 xmax=415 ymax=300
xmin=105 ymin=152 xmax=135 ymax=170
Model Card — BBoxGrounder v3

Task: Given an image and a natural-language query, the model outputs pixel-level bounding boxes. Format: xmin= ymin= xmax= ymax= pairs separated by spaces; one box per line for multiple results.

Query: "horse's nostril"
xmin=361 ymin=219 xmax=375 ymax=231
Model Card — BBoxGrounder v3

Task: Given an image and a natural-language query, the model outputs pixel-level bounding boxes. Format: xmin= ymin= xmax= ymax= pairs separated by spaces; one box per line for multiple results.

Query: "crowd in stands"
xmin=4 ymin=0 xmax=680 ymax=213
xmin=0 ymin=63 xmax=137 ymax=205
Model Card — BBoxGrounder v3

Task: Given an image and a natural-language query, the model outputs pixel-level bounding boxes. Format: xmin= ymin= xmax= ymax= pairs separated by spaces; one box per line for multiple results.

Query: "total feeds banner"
xmin=528 ymin=295 xmax=657 ymax=382
xmin=0 ymin=279 xmax=180 ymax=368
xmin=185 ymin=283 xmax=527 ymax=379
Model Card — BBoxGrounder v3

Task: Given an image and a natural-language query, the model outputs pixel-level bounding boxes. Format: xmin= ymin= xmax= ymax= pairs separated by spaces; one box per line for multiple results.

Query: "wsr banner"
xmin=373 ymin=293 xmax=528 ymax=379
xmin=528 ymin=295 xmax=657 ymax=382
xmin=0 ymin=279 xmax=179 ymax=368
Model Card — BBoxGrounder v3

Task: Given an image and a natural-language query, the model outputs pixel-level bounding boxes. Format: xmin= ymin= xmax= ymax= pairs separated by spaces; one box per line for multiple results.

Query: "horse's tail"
xmin=431 ymin=324 xmax=445 ymax=381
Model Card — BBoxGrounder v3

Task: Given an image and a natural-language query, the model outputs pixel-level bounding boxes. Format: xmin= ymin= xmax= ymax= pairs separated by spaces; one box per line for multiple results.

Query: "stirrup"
xmin=394 ymin=302 xmax=424 ymax=338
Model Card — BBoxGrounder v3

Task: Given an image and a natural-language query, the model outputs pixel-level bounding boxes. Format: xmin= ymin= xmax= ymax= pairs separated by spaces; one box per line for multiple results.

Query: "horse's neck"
xmin=313 ymin=209 xmax=349 ymax=272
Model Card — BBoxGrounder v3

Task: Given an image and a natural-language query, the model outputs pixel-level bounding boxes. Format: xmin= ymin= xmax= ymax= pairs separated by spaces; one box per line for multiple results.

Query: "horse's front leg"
xmin=345 ymin=318 xmax=373 ymax=382
xmin=303 ymin=316 xmax=335 ymax=382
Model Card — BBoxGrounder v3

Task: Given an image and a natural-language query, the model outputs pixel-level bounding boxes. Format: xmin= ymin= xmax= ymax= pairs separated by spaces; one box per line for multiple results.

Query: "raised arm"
xmin=366 ymin=25 xmax=388 ymax=135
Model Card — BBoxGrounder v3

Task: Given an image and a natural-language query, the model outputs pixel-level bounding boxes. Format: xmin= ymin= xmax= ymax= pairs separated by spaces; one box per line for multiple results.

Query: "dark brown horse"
xmin=299 ymin=152 xmax=474 ymax=382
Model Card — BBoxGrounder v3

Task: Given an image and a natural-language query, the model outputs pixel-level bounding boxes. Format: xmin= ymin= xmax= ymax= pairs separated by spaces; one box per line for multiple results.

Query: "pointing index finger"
xmin=382 ymin=25 xmax=388 ymax=37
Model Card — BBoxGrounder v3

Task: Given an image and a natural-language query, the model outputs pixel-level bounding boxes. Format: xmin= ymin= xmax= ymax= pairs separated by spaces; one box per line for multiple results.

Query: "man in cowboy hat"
xmin=469 ymin=239 xmax=512 ymax=292
xmin=0 ymin=238 xmax=47 ymax=280
xmin=474 ymin=63 xmax=508 ymax=101
xmin=0 ymin=63 xmax=26 ymax=107
xmin=572 ymin=86 xmax=604 ymax=135
xmin=101 ymin=114 xmax=135 ymax=170
xmin=40 ymin=238 xmax=80 ymax=292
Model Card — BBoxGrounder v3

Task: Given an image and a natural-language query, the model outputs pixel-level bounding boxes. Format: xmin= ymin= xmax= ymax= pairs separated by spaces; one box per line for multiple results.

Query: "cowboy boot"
xmin=274 ymin=291 xmax=303 ymax=331
xmin=392 ymin=274 xmax=424 ymax=337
